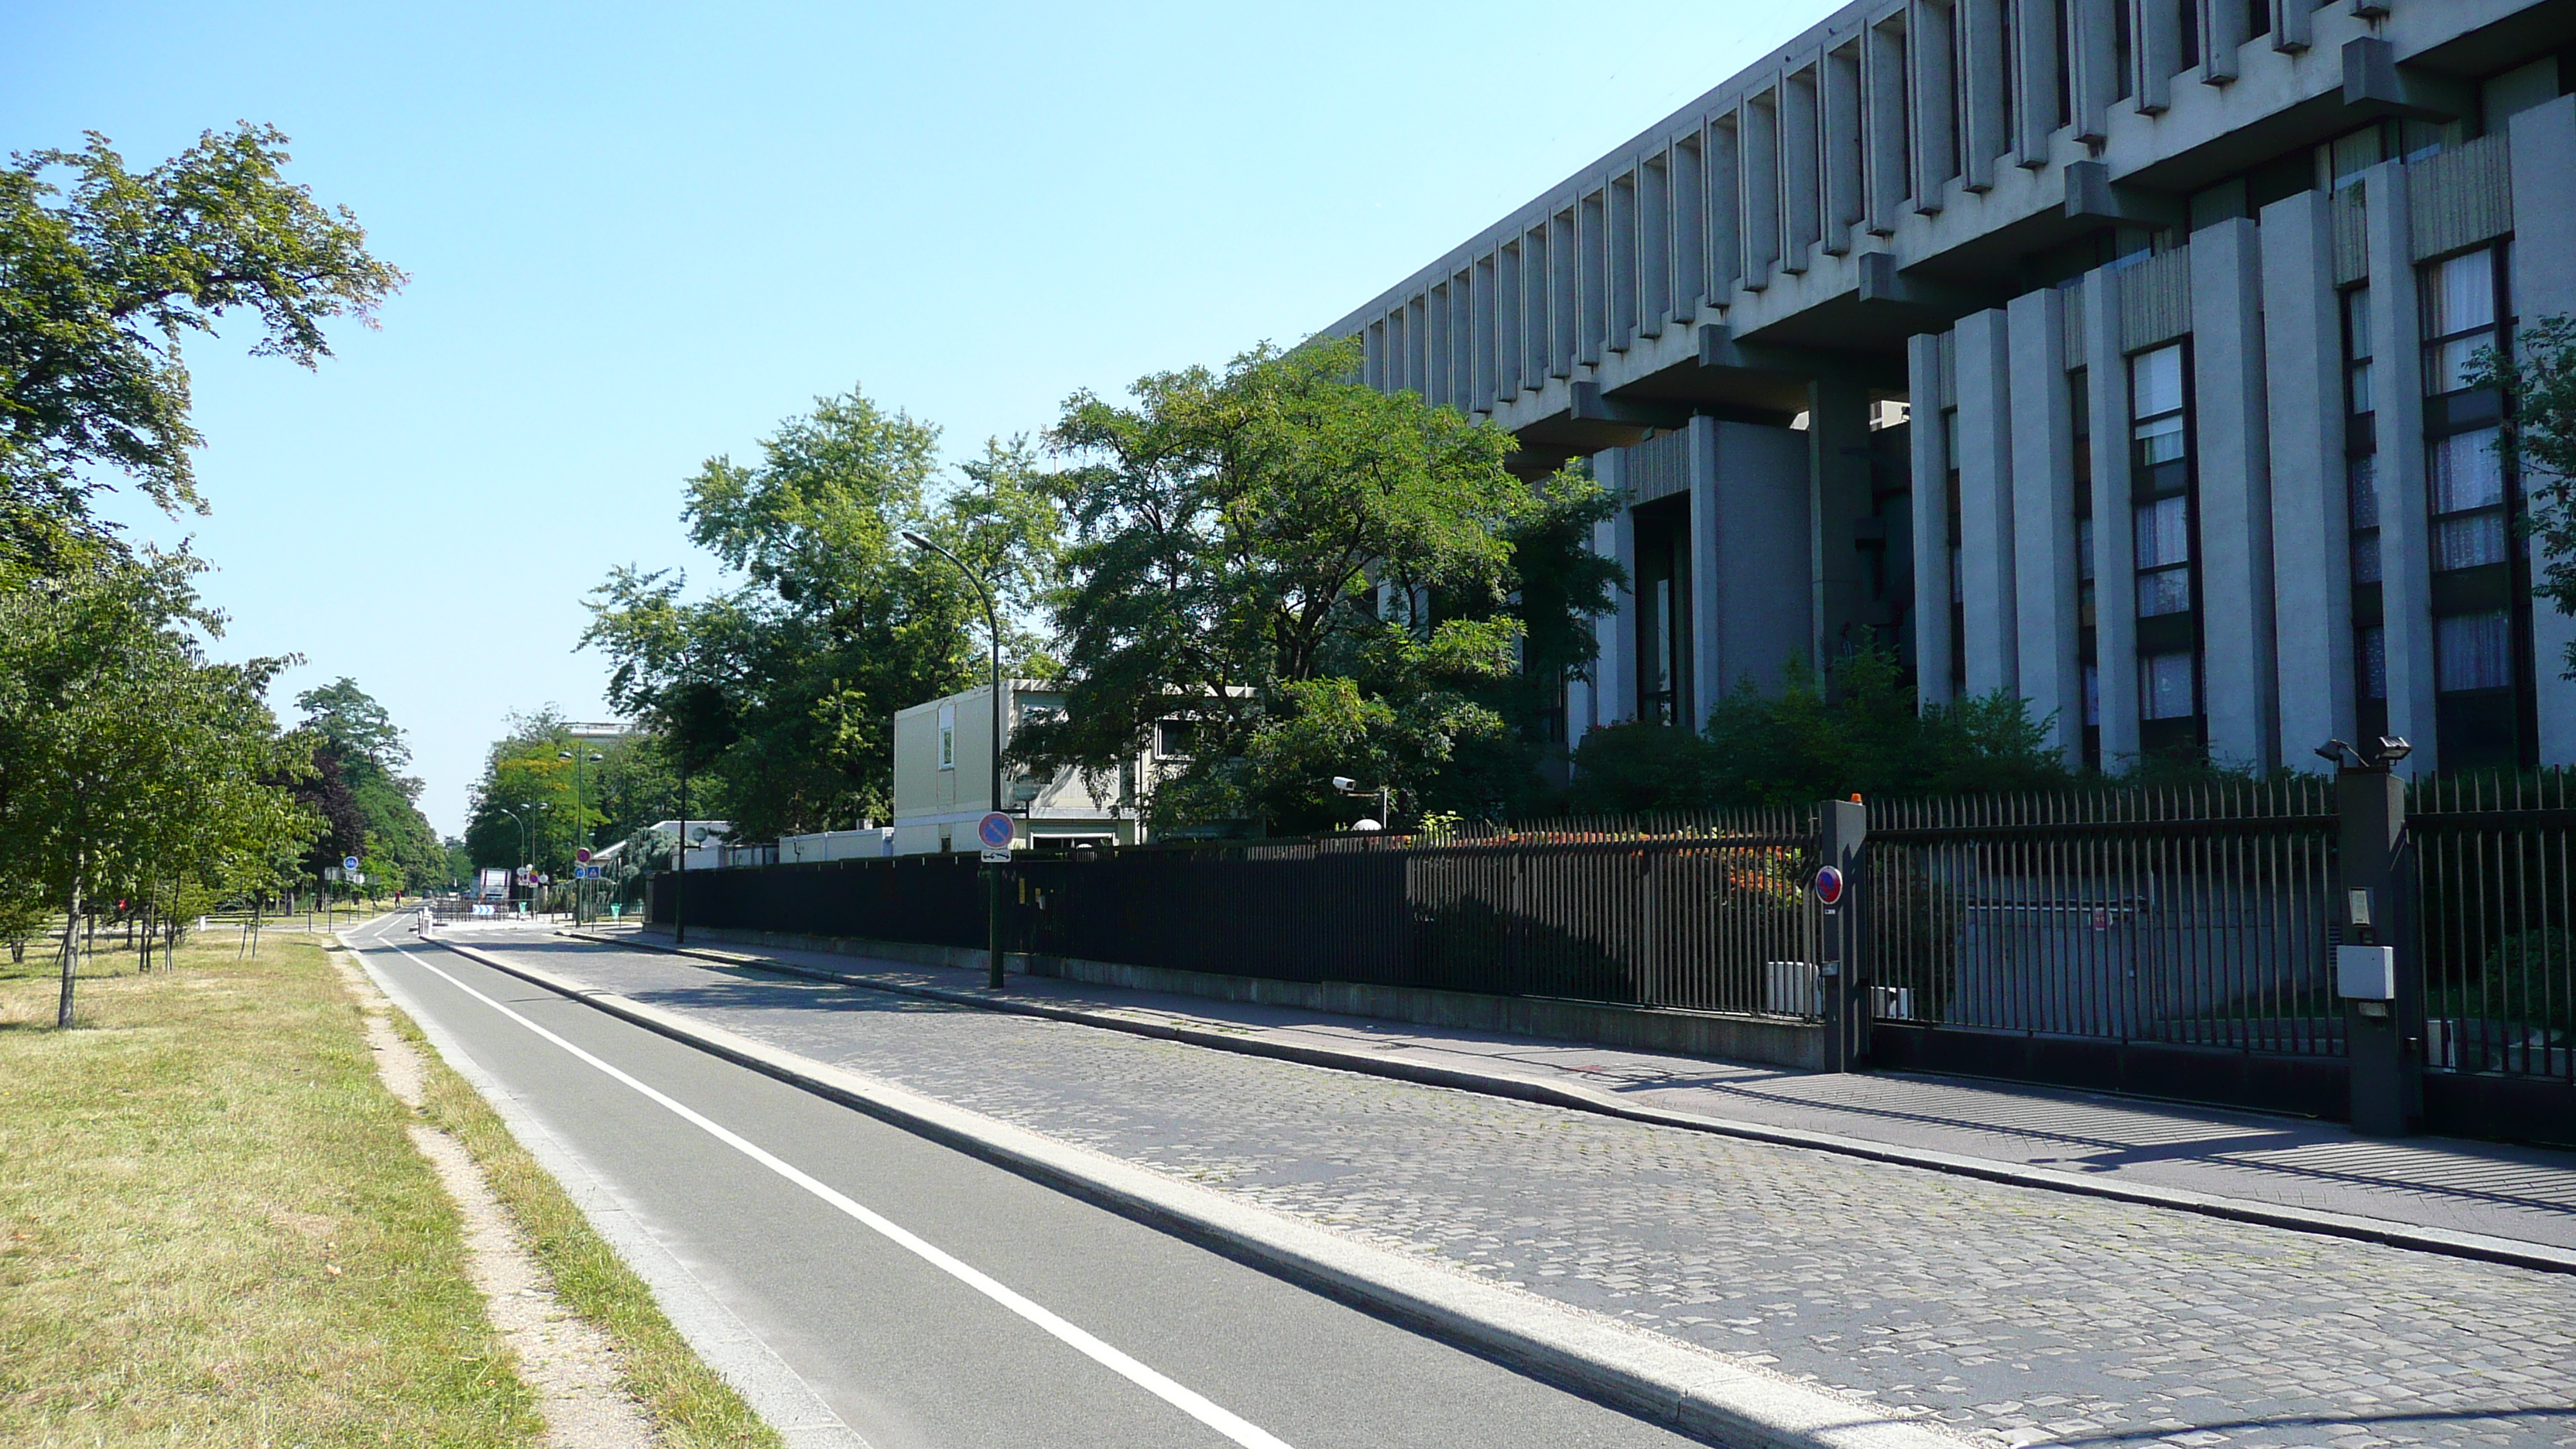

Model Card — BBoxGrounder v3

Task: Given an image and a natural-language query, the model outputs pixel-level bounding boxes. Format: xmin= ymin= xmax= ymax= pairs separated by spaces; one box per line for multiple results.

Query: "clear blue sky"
xmin=4 ymin=0 xmax=1816 ymax=836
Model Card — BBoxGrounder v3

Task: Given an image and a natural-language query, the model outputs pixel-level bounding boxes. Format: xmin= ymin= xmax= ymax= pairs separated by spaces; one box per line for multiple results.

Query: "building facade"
xmin=1321 ymin=0 xmax=2576 ymax=773
xmin=889 ymin=680 xmax=1153 ymax=855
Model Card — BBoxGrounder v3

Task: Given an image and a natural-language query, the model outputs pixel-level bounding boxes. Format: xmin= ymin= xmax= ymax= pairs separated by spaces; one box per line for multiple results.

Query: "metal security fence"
xmin=2415 ymin=772 xmax=2575 ymax=1084
xmin=653 ymin=807 xmax=1823 ymax=1016
xmin=1014 ymin=808 xmax=1821 ymax=1012
xmin=1865 ymin=780 xmax=2342 ymax=1055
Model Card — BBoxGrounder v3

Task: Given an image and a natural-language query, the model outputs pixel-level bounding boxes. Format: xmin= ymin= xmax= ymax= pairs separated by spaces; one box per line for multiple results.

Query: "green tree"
xmin=584 ymin=389 xmax=1057 ymax=840
xmin=2472 ymin=317 xmax=2576 ymax=680
xmin=293 ymin=677 xmax=442 ymax=892
xmin=0 ymin=549 xmax=313 ymax=1024
xmin=1019 ymin=337 xmax=1592 ymax=832
xmin=2 ymin=124 xmax=403 ymax=564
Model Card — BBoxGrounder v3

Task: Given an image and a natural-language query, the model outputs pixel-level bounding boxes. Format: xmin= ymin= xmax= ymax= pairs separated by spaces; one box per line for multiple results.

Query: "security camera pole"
xmin=2318 ymin=735 xmax=2417 ymax=1135
xmin=1330 ymin=776 xmax=1392 ymax=833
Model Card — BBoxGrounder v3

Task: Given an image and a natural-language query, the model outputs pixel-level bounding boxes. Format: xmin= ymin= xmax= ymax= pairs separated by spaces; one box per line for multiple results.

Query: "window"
xmin=2428 ymin=430 xmax=2508 ymax=570
xmin=2421 ymin=250 xmax=2499 ymax=397
xmin=2133 ymin=495 xmax=2191 ymax=616
xmin=1155 ymin=718 xmax=1197 ymax=759
xmin=937 ymin=703 xmax=956 ymax=771
xmin=2140 ymin=652 xmax=2196 ymax=720
xmin=2342 ymin=287 xmax=2374 ymax=417
xmin=2348 ymin=456 xmax=2382 ymax=584
xmin=2132 ymin=344 xmax=2187 ymax=468
xmin=2436 ymin=611 xmax=2513 ymax=692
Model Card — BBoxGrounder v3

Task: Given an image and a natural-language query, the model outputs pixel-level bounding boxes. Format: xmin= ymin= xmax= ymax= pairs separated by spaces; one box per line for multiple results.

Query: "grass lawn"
xmin=0 ymin=923 xmax=542 ymax=1446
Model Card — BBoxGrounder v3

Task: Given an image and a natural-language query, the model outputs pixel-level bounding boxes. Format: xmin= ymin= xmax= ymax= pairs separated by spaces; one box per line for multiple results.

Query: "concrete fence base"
xmin=636 ymin=923 xmax=1823 ymax=1070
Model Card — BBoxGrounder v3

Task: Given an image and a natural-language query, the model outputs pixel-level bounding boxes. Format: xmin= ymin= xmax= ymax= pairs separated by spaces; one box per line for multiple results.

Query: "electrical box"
xmin=2335 ymin=944 xmax=2396 ymax=1002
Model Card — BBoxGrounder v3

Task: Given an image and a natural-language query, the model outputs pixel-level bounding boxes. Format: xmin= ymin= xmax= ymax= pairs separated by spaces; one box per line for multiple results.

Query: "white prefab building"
xmin=891 ymin=680 xmax=1156 ymax=855
xmin=1320 ymin=0 xmax=2576 ymax=775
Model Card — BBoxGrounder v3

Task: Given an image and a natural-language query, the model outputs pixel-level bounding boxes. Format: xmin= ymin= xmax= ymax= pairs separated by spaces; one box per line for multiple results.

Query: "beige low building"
xmin=891 ymin=680 xmax=1163 ymax=855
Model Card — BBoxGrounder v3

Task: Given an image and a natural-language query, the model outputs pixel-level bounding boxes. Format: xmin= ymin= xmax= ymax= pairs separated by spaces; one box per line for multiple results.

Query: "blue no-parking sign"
xmin=1813 ymin=865 xmax=1845 ymax=907
xmin=975 ymin=811 xmax=1015 ymax=851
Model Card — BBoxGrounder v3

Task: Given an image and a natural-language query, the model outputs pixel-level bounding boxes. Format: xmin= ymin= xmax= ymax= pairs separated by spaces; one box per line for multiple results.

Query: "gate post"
xmin=1818 ymin=798 xmax=1869 ymax=1073
xmin=2336 ymin=754 xmax=2418 ymax=1135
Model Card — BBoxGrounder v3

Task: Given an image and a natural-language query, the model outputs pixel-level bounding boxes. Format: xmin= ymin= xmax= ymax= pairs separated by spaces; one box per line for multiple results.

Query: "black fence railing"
xmin=2415 ymin=771 xmax=2574 ymax=1084
xmin=1865 ymin=779 xmax=2344 ymax=1056
xmin=653 ymin=805 xmax=1824 ymax=1015
xmin=644 ymin=774 xmax=2574 ymax=1135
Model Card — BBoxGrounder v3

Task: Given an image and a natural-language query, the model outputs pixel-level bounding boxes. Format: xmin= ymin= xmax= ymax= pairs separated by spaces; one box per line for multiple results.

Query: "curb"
xmin=426 ymin=932 xmax=1969 ymax=1449
xmin=564 ymin=928 xmax=2576 ymax=1279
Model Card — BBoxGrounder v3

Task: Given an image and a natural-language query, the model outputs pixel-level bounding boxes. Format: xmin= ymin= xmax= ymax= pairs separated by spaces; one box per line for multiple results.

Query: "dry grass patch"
xmin=0 ymin=930 xmax=540 ymax=1447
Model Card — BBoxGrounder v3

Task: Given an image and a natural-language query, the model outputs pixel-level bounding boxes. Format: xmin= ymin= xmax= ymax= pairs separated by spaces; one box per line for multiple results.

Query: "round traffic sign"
xmin=343 ymin=855 xmax=361 ymax=872
xmin=1813 ymin=865 xmax=1845 ymax=906
xmin=976 ymin=811 xmax=1015 ymax=850
xmin=575 ymin=847 xmax=594 ymax=865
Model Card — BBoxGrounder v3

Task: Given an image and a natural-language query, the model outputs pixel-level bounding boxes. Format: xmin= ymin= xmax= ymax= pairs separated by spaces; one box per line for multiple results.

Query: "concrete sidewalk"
xmin=561 ymin=922 xmax=2576 ymax=1263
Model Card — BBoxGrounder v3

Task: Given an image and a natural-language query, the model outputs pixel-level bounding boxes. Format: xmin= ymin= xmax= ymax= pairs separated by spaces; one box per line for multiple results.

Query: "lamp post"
xmin=902 ymin=530 xmax=1008 ymax=991
xmin=559 ymin=748 xmax=603 ymax=923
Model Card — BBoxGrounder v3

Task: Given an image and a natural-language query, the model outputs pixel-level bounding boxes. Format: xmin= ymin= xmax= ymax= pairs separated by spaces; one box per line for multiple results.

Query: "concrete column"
xmin=1497 ymin=245 xmax=1522 ymax=403
xmin=2364 ymin=160 xmax=2437 ymax=774
xmin=1959 ymin=0 xmax=2006 ymax=191
xmin=1956 ymin=309 xmax=2019 ymax=695
xmin=1579 ymin=194 xmax=1607 ymax=365
xmin=2009 ymin=289 xmax=2083 ymax=762
xmin=2191 ymin=218 xmax=2281 ymax=772
xmin=2200 ymin=0 xmax=2245 ymax=85
xmin=1708 ymin=119 xmax=1744 ymax=297
xmin=2069 ymin=0 xmax=2118 ymax=144
xmin=2259 ymin=189 xmax=2355 ymax=771
xmin=1782 ymin=67 xmax=1821 ymax=273
xmin=1642 ymin=153 xmax=1671 ymax=334
xmin=1451 ymin=267 xmax=1475 ymax=408
xmin=1823 ymin=45 xmax=1863 ymax=254
xmin=1864 ymin=19 xmax=1909 ymax=235
xmin=2131 ymin=0 xmax=2180 ymax=115
xmin=2510 ymin=96 xmax=2576 ymax=767
xmin=1426 ymin=284 xmax=1451 ymax=411
xmin=1813 ymin=377 xmax=1876 ymax=676
xmin=1673 ymin=138 xmax=1706 ymax=320
xmin=2014 ymin=0 xmax=2062 ymax=166
xmin=1908 ymin=0 xmax=1958 ymax=213
xmin=1742 ymin=93 xmax=1782 ymax=288
xmin=1688 ymin=416 xmax=1725 ymax=724
xmin=1910 ymin=334 xmax=1957 ymax=707
xmin=2084 ymin=266 xmax=2142 ymax=765
xmin=1608 ymin=176 xmax=1638 ymax=349
xmin=1711 ymin=422 xmax=1816 ymax=694
xmin=1596 ymin=450 xmax=1637 ymax=724
xmin=1550 ymin=211 xmax=1578 ymax=379
xmin=1471 ymin=254 xmax=1497 ymax=412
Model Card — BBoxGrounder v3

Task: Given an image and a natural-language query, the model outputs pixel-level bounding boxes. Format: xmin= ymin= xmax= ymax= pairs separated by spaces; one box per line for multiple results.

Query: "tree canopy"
xmin=582 ymin=387 xmax=1059 ymax=841
xmin=1 ymin=124 xmax=404 ymax=564
xmin=290 ymin=678 xmax=444 ymax=894
xmin=1017 ymin=338 xmax=1618 ymax=832
xmin=2475 ymin=315 xmax=2576 ymax=680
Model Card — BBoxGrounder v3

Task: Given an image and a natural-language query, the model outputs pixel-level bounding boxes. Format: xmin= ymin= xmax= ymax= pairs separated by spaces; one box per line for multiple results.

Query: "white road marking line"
xmin=368 ymin=931 xmax=1296 ymax=1449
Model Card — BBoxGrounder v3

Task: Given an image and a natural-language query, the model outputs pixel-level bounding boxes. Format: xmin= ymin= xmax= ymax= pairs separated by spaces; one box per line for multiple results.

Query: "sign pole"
xmin=975 ymin=810 xmax=1015 ymax=990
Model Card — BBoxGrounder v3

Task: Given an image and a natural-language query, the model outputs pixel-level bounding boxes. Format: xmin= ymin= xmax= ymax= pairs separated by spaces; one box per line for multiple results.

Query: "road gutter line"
xmin=379 ymin=935 xmax=1295 ymax=1449
xmin=567 ymin=930 xmax=2576 ymax=1279
xmin=431 ymin=930 xmax=1974 ymax=1449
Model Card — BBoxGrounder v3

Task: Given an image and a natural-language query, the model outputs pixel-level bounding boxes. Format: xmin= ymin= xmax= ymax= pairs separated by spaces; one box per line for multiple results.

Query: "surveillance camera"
xmin=1331 ymin=776 xmax=1358 ymax=793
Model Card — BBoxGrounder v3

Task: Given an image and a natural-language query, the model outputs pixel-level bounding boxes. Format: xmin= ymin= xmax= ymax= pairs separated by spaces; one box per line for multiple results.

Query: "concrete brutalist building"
xmin=1321 ymin=0 xmax=2576 ymax=774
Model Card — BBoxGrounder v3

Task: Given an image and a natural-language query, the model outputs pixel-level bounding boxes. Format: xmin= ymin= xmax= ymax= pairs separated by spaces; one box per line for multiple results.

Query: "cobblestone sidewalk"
xmin=463 ymin=931 xmax=2576 ymax=1449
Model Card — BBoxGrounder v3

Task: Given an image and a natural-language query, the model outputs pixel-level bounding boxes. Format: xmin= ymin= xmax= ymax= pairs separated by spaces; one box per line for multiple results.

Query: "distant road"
xmin=343 ymin=914 xmax=1701 ymax=1449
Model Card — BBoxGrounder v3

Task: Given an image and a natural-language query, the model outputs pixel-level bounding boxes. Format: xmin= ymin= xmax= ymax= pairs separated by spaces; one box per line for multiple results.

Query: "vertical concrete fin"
xmin=1910 ymin=332 xmax=1958 ymax=707
xmin=2364 ymin=161 xmax=2438 ymax=776
xmin=2191 ymin=218 xmax=2281 ymax=772
xmin=2084 ymin=267 xmax=2142 ymax=766
xmin=2009 ymin=289 xmax=2083 ymax=762
xmin=2509 ymin=96 xmax=2576 ymax=766
xmin=1956 ymin=309 xmax=2020 ymax=695
xmin=2260 ymin=190 xmax=2356 ymax=771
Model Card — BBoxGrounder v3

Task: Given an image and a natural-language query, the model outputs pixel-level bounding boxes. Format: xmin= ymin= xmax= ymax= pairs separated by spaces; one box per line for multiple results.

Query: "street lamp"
xmin=903 ymin=529 xmax=1009 ymax=991
xmin=560 ymin=748 xmax=604 ymax=924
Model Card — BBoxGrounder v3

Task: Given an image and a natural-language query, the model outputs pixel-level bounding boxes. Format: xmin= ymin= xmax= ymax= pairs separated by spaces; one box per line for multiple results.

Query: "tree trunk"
xmin=56 ymin=874 xmax=84 ymax=1029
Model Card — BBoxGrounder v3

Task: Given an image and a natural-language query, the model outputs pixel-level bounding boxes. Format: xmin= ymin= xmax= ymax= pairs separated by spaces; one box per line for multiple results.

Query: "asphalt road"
xmin=342 ymin=914 xmax=1708 ymax=1449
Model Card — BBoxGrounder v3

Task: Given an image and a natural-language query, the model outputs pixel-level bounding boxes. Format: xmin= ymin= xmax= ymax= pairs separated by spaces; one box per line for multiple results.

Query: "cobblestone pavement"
xmin=461 ymin=933 xmax=2576 ymax=1449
